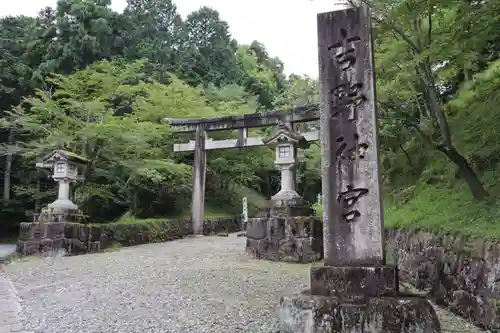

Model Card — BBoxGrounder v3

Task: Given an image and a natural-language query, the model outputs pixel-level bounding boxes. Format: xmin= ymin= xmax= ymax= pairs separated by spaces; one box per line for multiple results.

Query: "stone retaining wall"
xmin=385 ymin=228 xmax=500 ymax=330
xmin=16 ymin=217 xmax=240 ymax=257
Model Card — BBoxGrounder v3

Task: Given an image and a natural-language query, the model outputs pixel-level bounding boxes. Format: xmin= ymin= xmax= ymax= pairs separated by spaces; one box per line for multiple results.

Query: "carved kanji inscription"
xmin=335 ymin=134 xmax=369 ymax=162
xmin=328 ymin=28 xmax=361 ymax=71
xmin=337 ymin=185 xmax=369 ymax=223
xmin=331 ymin=82 xmax=366 ymax=121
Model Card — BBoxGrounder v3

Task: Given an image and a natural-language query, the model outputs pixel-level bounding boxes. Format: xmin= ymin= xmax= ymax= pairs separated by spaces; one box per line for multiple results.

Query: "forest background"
xmin=0 ymin=0 xmax=499 ymax=239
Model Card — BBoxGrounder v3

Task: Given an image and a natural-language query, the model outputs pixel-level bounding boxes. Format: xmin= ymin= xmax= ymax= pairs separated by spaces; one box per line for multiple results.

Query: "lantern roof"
xmin=36 ymin=149 xmax=89 ymax=168
xmin=262 ymin=126 xmax=310 ymax=149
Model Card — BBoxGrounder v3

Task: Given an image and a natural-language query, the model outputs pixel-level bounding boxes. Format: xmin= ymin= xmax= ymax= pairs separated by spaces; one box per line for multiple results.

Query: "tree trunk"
xmin=266 ymin=173 xmax=272 ymax=199
xmin=3 ymin=129 xmax=14 ymax=202
xmin=399 ymin=144 xmax=415 ymax=169
xmin=35 ymin=177 xmax=40 ymax=214
xmin=438 ymin=145 xmax=488 ymax=200
xmin=132 ymin=190 xmax=138 ymax=216
xmin=413 ymin=127 xmax=488 ymax=200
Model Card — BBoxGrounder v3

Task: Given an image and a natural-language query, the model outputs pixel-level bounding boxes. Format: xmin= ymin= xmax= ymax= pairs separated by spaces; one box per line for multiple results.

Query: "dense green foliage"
xmin=1 ymin=0 xmax=499 ymax=237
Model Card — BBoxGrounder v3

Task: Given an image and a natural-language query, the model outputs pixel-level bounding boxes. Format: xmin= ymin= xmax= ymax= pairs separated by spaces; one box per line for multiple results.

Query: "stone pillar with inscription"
xmin=277 ymin=5 xmax=441 ymax=333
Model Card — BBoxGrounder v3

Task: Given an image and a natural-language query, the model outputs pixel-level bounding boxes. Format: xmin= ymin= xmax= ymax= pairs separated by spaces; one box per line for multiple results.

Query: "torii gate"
xmin=163 ymin=105 xmax=320 ymax=235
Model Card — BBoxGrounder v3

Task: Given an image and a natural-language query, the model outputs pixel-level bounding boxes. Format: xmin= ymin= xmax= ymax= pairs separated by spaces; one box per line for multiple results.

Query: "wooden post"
xmin=191 ymin=125 xmax=207 ymax=235
xmin=242 ymin=197 xmax=248 ymax=231
xmin=237 ymin=127 xmax=248 ymax=148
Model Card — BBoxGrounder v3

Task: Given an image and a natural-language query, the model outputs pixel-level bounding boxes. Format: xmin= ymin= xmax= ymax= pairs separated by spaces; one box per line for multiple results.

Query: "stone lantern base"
xmin=245 ymin=198 xmax=323 ymax=263
xmin=48 ymin=199 xmax=78 ymax=211
xmin=16 ymin=204 xmax=89 ymax=257
xmin=39 ymin=205 xmax=81 ymax=223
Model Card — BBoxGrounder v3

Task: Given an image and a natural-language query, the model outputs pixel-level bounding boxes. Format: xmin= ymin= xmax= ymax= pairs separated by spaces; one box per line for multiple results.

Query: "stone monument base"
xmin=278 ymin=292 xmax=440 ymax=333
xmin=245 ymin=200 xmax=323 ymax=263
xmin=277 ymin=265 xmax=441 ymax=332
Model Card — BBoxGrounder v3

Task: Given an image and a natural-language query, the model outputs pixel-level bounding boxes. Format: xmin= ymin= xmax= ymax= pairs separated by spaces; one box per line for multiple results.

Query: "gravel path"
xmin=2 ymin=235 xmax=488 ymax=333
xmin=0 ymin=266 xmax=33 ymax=333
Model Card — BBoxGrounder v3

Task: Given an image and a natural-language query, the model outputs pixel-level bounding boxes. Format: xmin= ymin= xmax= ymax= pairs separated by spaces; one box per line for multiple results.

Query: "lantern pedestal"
xmin=245 ymin=199 xmax=323 ymax=263
xmin=48 ymin=179 xmax=78 ymax=211
xmin=245 ymin=124 xmax=321 ymax=263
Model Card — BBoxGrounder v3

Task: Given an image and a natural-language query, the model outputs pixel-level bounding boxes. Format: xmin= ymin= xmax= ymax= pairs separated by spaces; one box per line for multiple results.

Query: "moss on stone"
xmin=294 ymin=216 xmax=316 ymax=224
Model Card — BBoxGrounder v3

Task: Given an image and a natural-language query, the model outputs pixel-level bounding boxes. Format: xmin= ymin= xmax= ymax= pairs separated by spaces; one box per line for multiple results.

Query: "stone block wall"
xmin=246 ymin=216 xmax=323 ymax=263
xmin=202 ymin=218 xmax=241 ymax=235
xmin=17 ymin=222 xmax=97 ymax=256
xmin=16 ymin=217 xmax=241 ymax=257
xmin=385 ymin=228 xmax=500 ymax=330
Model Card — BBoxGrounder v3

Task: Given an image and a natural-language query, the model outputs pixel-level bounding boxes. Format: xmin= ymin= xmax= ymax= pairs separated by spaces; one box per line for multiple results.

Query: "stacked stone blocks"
xmin=16 ymin=217 xmax=241 ymax=257
xmin=246 ymin=215 xmax=322 ymax=263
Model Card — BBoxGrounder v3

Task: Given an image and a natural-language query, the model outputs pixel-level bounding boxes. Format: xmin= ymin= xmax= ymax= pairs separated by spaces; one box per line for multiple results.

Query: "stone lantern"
xmin=245 ymin=123 xmax=322 ymax=263
xmin=262 ymin=122 xmax=310 ymax=202
xmin=36 ymin=149 xmax=89 ymax=212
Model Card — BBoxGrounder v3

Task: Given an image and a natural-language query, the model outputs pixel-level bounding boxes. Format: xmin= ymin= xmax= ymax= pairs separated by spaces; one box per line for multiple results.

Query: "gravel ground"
xmin=0 ymin=267 xmax=33 ymax=333
xmin=2 ymin=234 xmax=488 ymax=333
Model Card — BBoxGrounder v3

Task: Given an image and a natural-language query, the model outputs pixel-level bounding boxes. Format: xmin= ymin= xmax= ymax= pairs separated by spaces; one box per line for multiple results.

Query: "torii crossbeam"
xmin=162 ymin=105 xmax=320 ymax=235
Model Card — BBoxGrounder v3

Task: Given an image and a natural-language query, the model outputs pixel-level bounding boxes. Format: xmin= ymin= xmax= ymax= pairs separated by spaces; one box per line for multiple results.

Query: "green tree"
xmin=3 ymin=61 xmax=190 ymax=218
xmin=235 ymin=43 xmax=286 ymax=109
xmin=0 ymin=15 xmax=38 ymax=203
xmin=368 ymin=0 xmax=499 ymax=199
xmin=1 ymin=59 xmax=270 ymax=220
xmin=32 ymin=0 xmax=123 ymax=75
xmin=177 ymin=7 xmax=240 ymax=87
xmin=121 ymin=0 xmax=183 ymax=74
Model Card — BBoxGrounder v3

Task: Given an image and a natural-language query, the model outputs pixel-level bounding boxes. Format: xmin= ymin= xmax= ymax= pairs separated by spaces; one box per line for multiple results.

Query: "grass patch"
xmin=114 ymin=213 xmax=170 ymax=225
xmin=313 ymin=170 xmax=500 ymax=240
xmin=110 ymin=184 xmax=265 ymax=226
xmin=168 ymin=205 xmax=236 ymax=220
xmin=102 ymin=243 xmax=122 ymax=252
xmin=385 ymin=181 xmax=500 ymax=240
xmin=112 ymin=204 xmax=238 ymax=226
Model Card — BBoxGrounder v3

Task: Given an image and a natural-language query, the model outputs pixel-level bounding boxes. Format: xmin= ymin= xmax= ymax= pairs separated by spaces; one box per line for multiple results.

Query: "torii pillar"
xmin=191 ymin=125 xmax=206 ymax=235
